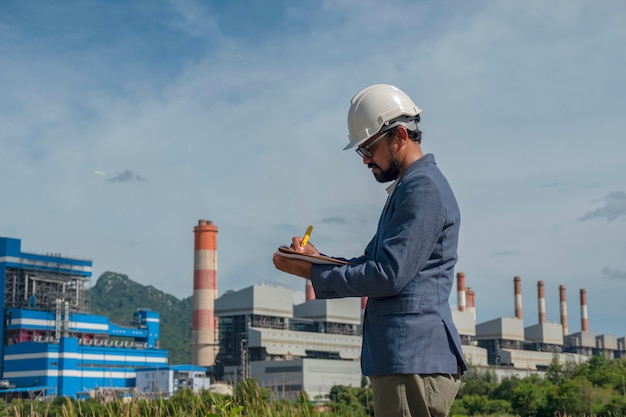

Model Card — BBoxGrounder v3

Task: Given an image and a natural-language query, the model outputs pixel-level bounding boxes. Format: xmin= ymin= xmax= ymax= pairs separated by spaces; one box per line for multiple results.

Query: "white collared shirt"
xmin=386 ymin=181 xmax=397 ymax=196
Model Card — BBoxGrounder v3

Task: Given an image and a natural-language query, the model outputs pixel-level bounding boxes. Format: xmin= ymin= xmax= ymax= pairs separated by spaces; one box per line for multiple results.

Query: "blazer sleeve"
xmin=311 ymin=173 xmax=445 ymax=299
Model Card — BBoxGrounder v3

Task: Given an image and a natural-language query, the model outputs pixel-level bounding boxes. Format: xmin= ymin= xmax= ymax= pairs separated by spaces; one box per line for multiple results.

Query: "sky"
xmin=1 ymin=0 xmax=625 ymax=338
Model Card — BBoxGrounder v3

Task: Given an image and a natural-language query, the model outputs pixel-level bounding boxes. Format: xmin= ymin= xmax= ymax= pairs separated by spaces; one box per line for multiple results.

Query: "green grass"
xmin=0 ymin=380 xmax=350 ymax=417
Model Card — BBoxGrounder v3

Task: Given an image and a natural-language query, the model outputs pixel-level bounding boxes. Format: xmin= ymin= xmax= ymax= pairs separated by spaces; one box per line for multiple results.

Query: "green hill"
xmin=88 ymin=271 xmax=192 ymax=365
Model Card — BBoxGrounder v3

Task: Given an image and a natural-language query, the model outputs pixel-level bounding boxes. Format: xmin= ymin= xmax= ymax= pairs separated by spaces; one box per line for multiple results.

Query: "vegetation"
xmin=0 ymin=379 xmax=358 ymax=417
xmin=451 ymin=354 xmax=626 ymax=417
xmin=88 ymin=271 xmax=193 ymax=364
xmin=0 ymin=356 xmax=624 ymax=416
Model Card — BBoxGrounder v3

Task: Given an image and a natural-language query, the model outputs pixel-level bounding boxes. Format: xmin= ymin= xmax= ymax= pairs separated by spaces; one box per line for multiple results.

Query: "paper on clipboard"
xmin=277 ymin=246 xmax=348 ymax=266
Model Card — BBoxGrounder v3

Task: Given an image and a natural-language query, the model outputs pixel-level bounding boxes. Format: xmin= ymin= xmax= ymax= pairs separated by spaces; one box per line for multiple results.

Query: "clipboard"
xmin=277 ymin=246 xmax=348 ymax=266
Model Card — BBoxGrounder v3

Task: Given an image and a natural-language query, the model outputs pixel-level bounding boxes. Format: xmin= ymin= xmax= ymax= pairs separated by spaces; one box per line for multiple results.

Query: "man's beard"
xmin=372 ymin=158 xmax=402 ymax=183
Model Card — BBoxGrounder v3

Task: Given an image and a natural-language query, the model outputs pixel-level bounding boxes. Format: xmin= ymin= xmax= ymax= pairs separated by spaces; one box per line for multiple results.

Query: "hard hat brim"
xmin=342 ymin=137 xmax=368 ymax=151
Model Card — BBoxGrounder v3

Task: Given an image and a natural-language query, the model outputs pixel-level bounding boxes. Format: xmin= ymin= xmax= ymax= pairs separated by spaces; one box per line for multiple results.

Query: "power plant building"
xmin=135 ymin=365 xmax=211 ymax=399
xmin=0 ymin=237 xmax=168 ymax=398
xmin=214 ymin=284 xmax=361 ymax=401
xmin=472 ymin=277 xmax=601 ymax=373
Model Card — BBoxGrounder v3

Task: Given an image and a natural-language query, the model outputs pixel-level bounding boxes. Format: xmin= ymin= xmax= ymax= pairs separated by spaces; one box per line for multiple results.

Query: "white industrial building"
xmin=251 ymin=358 xmax=361 ymax=401
xmin=214 ymin=285 xmax=362 ymax=401
xmin=135 ymin=365 xmax=211 ymax=399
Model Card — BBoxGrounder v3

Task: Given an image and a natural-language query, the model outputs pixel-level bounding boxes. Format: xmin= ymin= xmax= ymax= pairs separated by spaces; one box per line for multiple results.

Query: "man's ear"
xmin=395 ymin=126 xmax=410 ymax=145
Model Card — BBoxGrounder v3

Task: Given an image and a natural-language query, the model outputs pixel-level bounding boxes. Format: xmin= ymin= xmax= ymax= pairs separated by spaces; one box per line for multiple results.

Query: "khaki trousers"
xmin=370 ymin=373 xmax=461 ymax=417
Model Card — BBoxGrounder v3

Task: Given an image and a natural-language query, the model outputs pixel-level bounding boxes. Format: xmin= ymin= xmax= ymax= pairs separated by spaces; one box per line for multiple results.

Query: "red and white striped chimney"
xmin=467 ymin=288 xmax=476 ymax=322
xmin=559 ymin=285 xmax=568 ymax=336
xmin=457 ymin=272 xmax=466 ymax=312
xmin=537 ymin=280 xmax=546 ymax=323
xmin=580 ymin=288 xmax=589 ymax=332
xmin=191 ymin=220 xmax=218 ymax=366
xmin=305 ymin=281 xmax=315 ymax=301
xmin=514 ymin=276 xmax=523 ymax=320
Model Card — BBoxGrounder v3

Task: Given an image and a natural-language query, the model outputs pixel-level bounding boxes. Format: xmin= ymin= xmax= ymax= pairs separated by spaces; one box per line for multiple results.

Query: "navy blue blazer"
xmin=310 ymin=154 xmax=467 ymax=376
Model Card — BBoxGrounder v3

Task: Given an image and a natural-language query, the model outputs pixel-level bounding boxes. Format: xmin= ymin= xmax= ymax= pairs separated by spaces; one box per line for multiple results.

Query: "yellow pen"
xmin=301 ymin=225 xmax=313 ymax=247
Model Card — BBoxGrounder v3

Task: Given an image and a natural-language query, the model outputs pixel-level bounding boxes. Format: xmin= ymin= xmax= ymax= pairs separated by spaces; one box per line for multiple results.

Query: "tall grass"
xmin=0 ymin=380 xmax=344 ymax=417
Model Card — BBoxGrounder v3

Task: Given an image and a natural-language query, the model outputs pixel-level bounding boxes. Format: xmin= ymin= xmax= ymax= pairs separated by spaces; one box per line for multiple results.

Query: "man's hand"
xmin=290 ymin=236 xmax=320 ymax=255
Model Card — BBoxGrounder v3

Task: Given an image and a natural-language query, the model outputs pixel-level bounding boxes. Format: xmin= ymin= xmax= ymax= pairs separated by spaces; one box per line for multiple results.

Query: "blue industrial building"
xmin=0 ymin=237 xmax=168 ymax=398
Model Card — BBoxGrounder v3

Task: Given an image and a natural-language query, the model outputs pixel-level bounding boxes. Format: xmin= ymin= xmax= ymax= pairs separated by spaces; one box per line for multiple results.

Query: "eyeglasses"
xmin=355 ymin=132 xmax=388 ymax=158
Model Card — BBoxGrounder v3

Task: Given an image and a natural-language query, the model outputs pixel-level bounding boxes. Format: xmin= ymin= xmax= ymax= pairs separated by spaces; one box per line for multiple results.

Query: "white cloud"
xmin=579 ymin=191 xmax=626 ymax=222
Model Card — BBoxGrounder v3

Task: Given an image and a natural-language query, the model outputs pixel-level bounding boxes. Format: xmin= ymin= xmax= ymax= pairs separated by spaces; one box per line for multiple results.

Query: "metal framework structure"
xmin=3 ymin=266 xmax=90 ymax=313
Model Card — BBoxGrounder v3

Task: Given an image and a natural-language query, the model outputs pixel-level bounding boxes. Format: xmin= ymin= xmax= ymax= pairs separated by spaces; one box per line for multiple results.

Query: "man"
xmin=273 ymin=84 xmax=467 ymax=417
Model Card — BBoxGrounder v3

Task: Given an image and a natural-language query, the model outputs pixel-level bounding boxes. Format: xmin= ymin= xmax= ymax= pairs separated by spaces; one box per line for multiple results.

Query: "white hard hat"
xmin=345 ymin=84 xmax=422 ymax=150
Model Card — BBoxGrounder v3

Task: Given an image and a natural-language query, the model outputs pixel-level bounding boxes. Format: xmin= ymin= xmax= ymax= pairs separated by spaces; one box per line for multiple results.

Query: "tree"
xmin=492 ymin=375 xmax=522 ymax=401
xmin=586 ymin=355 xmax=612 ymax=387
xmin=329 ymin=385 xmax=368 ymax=416
xmin=510 ymin=374 xmax=554 ymax=417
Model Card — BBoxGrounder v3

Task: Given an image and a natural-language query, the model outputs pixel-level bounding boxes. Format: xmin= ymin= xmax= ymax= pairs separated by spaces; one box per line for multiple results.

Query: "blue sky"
xmin=1 ymin=0 xmax=625 ymax=338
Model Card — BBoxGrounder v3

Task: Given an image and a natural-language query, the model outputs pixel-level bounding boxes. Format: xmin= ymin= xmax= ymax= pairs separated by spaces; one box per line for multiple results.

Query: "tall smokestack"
xmin=305 ymin=281 xmax=315 ymax=301
xmin=467 ymin=288 xmax=476 ymax=322
xmin=457 ymin=272 xmax=466 ymax=312
xmin=580 ymin=288 xmax=588 ymax=332
xmin=514 ymin=276 xmax=523 ymax=320
xmin=191 ymin=220 xmax=219 ymax=366
xmin=559 ymin=285 xmax=568 ymax=336
xmin=537 ymin=280 xmax=546 ymax=323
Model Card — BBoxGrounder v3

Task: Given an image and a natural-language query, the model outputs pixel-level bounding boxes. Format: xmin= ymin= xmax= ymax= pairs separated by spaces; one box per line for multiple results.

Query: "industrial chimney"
xmin=514 ymin=276 xmax=523 ymax=320
xmin=467 ymin=288 xmax=476 ymax=322
xmin=559 ymin=285 xmax=568 ymax=336
xmin=457 ymin=272 xmax=466 ymax=312
xmin=191 ymin=220 xmax=219 ymax=367
xmin=537 ymin=280 xmax=546 ymax=323
xmin=580 ymin=288 xmax=589 ymax=332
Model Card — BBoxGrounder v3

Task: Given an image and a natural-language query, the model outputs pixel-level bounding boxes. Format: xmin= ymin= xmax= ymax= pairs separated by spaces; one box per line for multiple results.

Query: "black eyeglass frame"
xmin=355 ymin=132 xmax=388 ymax=158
